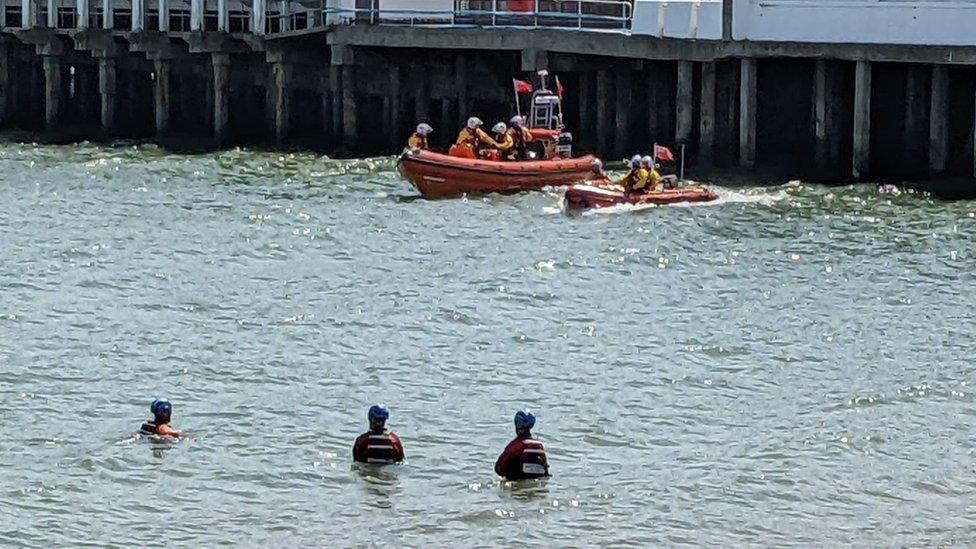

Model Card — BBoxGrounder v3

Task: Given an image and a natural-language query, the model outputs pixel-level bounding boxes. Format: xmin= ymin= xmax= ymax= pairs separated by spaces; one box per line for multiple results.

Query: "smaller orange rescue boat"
xmin=399 ymin=150 xmax=601 ymax=199
xmin=564 ymin=183 xmax=719 ymax=210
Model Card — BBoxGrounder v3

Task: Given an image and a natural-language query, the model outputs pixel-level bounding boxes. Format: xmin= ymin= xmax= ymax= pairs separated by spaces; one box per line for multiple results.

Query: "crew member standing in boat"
xmin=353 ymin=404 xmax=405 ymax=465
xmin=494 ymin=410 xmax=550 ymax=481
xmin=506 ymin=116 xmax=534 ymax=161
xmin=140 ymin=398 xmax=181 ymax=439
xmin=406 ymin=123 xmax=433 ymax=151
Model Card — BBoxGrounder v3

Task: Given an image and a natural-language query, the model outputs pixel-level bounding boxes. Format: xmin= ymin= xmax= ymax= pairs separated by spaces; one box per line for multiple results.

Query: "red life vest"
xmin=364 ymin=433 xmax=399 ymax=464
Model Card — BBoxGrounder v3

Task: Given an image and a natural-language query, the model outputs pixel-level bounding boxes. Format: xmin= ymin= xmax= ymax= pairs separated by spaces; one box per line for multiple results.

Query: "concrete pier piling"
xmin=853 ymin=60 xmax=872 ymax=180
xmin=153 ymin=58 xmax=170 ymax=137
xmin=675 ymin=60 xmax=693 ymax=150
xmin=699 ymin=61 xmax=717 ymax=167
xmin=929 ymin=65 xmax=949 ymax=174
xmin=739 ymin=58 xmax=757 ymax=169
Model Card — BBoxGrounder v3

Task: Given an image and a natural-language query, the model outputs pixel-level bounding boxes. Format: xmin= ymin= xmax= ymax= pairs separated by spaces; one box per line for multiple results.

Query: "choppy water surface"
xmin=1 ymin=142 xmax=974 ymax=546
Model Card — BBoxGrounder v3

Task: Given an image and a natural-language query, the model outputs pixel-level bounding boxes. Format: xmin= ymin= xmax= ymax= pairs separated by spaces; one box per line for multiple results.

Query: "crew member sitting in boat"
xmin=620 ymin=154 xmax=648 ymax=194
xmin=454 ymin=117 xmax=500 ymax=159
xmin=494 ymin=410 xmax=549 ymax=481
xmin=406 ymin=123 xmax=433 ymax=151
xmin=139 ymin=398 xmax=181 ymax=439
xmin=488 ymin=122 xmax=512 ymax=161
xmin=639 ymin=155 xmax=664 ymax=192
xmin=506 ymin=116 xmax=535 ymax=161
xmin=353 ymin=404 xmax=405 ymax=465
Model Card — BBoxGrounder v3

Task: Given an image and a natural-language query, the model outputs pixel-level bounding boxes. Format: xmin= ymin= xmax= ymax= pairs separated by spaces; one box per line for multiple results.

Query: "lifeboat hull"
xmin=565 ymin=183 xmax=719 ymax=209
xmin=398 ymin=150 xmax=600 ymax=199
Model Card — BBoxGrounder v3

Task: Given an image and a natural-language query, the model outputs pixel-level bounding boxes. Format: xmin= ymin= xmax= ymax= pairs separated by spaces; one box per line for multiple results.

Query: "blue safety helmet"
xmin=368 ymin=403 xmax=390 ymax=422
xmin=514 ymin=409 xmax=536 ymax=430
xmin=150 ymin=398 xmax=172 ymax=417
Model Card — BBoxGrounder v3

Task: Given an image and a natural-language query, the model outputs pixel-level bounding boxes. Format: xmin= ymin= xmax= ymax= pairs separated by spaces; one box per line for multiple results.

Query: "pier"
xmin=1 ymin=0 xmax=975 ymax=183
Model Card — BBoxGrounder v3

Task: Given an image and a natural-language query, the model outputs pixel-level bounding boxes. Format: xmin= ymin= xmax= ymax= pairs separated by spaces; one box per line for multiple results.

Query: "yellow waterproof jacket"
xmin=647 ymin=169 xmax=664 ymax=190
xmin=456 ymin=127 xmax=500 ymax=148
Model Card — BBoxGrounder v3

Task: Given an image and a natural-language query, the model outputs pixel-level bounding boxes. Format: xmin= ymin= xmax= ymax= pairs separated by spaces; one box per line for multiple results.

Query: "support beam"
xmin=387 ymin=64 xmax=401 ymax=148
xmin=42 ymin=56 xmax=60 ymax=129
xmin=98 ymin=57 xmax=116 ymax=131
xmin=973 ymin=87 xmax=976 ymax=180
xmin=596 ymin=70 xmax=610 ymax=154
xmin=722 ymin=0 xmax=733 ymax=41
xmin=22 ymin=0 xmax=35 ymax=28
xmin=217 ymin=0 xmax=227 ymax=31
xmin=46 ymin=0 xmax=56 ymax=28
xmin=330 ymin=64 xmax=341 ymax=138
xmin=814 ymin=59 xmax=829 ymax=169
xmin=158 ymin=0 xmax=168 ymax=30
xmin=414 ymin=69 xmax=429 ymax=125
xmin=455 ymin=55 xmax=468 ymax=128
xmin=342 ymin=64 xmax=356 ymax=144
xmin=645 ymin=64 xmax=657 ymax=145
xmin=853 ymin=60 xmax=872 ymax=179
xmin=0 ymin=45 xmax=8 ymax=125
xmin=929 ymin=65 xmax=949 ymax=174
xmin=699 ymin=61 xmax=716 ymax=167
xmin=132 ymin=0 xmax=144 ymax=30
xmin=153 ymin=58 xmax=170 ymax=138
xmin=614 ymin=70 xmax=630 ymax=158
xmin=77 ymin=0 xmax=89 ymax=28
xmin=272 ymin=61 xmax=289 ymax=144
xmin=439 ymin=98 xmax=451 ymax=146
xmin=102 ymin=0 xmax=113 ymax=29
xmin=190 ymin=0 xmax=203 ymax=30
xmin=739 ymin=58 xmax=757 ymax=168
xmin=676 ymin=60 xmax=693 ymax=148
xmin=578 ymin=71 xmax=593 ymax=149
xmin=251 ymin=0 xmax=264 ymax=34
xmin=212 ymin=53 xmax=230 ymax=145
xmin=904 ymin=64 xmax=923 ymax=157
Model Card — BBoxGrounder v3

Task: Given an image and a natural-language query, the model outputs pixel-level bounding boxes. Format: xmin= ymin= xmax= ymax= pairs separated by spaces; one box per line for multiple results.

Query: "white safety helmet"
xmin=467 ymin=117 xmax=483 ymax=129
xmin=416 ymin=123 xmax=433 ymax=135
xmin=641 ymin=155 xmax=654 ymax=168
xmin=510 ymin=115 xmax=525 ymax=127
xmin=630 ymin=154 xmax=642 ymax=167
xmin=492 ymin=122 xmax=508 ymax=134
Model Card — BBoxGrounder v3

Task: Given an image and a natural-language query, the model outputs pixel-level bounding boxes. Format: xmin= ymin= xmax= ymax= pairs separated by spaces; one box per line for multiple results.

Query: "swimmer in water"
xmin=494 ymin=410 xmax=549 ymax=481
xmin=140 ymin=398 xmax=181 ymax=439
xmin=353 ymin=404 xmax=405 ymax=465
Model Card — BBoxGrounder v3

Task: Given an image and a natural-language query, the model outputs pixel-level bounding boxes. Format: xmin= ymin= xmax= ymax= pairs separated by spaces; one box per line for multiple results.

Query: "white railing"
xmin=265 ymin=0 xmax=633 ymax=35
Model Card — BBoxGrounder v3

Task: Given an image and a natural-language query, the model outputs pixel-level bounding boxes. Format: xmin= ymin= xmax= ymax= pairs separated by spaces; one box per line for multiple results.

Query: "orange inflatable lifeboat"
xmin=399 ymin=150 xmax=601 ymax=199
xmin=564 ymin=183 xmax=719 ymax=210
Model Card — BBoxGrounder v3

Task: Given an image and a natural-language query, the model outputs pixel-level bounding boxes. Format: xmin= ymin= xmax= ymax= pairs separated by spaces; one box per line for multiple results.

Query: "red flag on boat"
xmin=654 ymin=144 xmax=676 ymax=163
xmin=555 ymin=76 xmax=564 ymax=100
xmin=514 ymin=79 xmax=534 ymax=95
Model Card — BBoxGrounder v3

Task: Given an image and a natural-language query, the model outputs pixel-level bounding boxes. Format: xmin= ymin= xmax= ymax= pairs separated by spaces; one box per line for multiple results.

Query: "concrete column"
xmin=46 ymin=0 xmax=56 ymax=27
xmin=645 ymin=65 xmax=657 ymax=145
xmin=853 ymin=60 xmax=872 ymax=179
xmin=217 ymin=0 xmax=227 ymax=30
xmin=387 ymin=64 xmax=401 ymax=146
xmin=102 ymin=0 xmax=113 ymax=28
xmin=212 ymin=54 xmax=230 ymax=144
xmin=614 ymin=70 xmax=630 ymax=158
xmin=320 ymin=74 xmax=332 ymax=140
xmin=814 ymin=59 xmax=829 ymax=169
xmin=596 ymin=70 xmax=610 ymax=154
xmin=414 ymin=69 xmax=429 ymax=124
xmin=929 ymin=65 xmax=949 ymax=174
xmin=904 ymin=64 xmax=923 ymax=155
xmin=251 ymin=0 xmax=265 ymax=34
xmin=341 ymin=64 xmax=356 ymax=143
xmin=22 ymin=0 xmax=35 ymax=28
xmin=455 ymin=55 xmax=468 ymax=128
xmin=153 ymin=59 xmax=170 ymax=137
xmin=439 ymin=98 xmax=451 ymax=144
xmin=132 ymin=0 xmax=143 ymax=30
xmin=158 ymin=0 xmax=168 ymax=30
xmin=973 ymin=88 xmax=976 ymax=179
xmin=578 ymin=71 xmax=592 ymax=149
xmin=675 ymin=60 xmax=693 ymax=147
xmin=329 ymin=64 xmax=341 ymax=138
xmin=722 ymin=0 xmax=733 ymax=41
xmin=272 ymin=61 xmax=289 ymax=144
xmin=699 ymin=61 xmax=716 ymax=167
xmin=42 ymin=56 xmax=60 ymax=128
xmin=98 ymin=57 xmax=116 ymax=131
xmin=0 ymin=45 xmax=8 ymax=125
xmin=77 ymin=0 xmax=89 ymax=28
xmin=190 ymin=0 xmax=203 ymax=30
xmin=280 ymin=0 xmax=290 ymax=31
xmin=739 ymin=57 xmax=757 ymax=168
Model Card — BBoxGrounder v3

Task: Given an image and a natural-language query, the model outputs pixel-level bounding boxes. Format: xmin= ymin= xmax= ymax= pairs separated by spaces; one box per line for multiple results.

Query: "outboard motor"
xmin=556 ymin=131 xmax=573 ymax=158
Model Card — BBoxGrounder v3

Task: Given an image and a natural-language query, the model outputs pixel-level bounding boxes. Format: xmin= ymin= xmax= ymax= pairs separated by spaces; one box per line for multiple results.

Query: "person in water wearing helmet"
xmin=353 ymin=404 xmax=405 ymax=465
xmin=455 ymin=117 xmax=500 ymax=157
xmin=494 ymin=410 xmax=549 ymax=481
xmin=506 ymin=116 xmax=534 ymax=160
xmin=140 ymin=398 xmax=181 ymax=439
xmin=406 ymin=123 xmax=433 ymax=151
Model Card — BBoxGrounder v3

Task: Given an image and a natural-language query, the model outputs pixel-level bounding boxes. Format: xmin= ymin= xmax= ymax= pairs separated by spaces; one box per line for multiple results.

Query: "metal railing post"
xmin=491 ymin=0 xmax=495 ymax=26
xmin=534 ymin=0 xmax=538 ymax=28
xmin=577 ymin=0 xmax=581 ymax=29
